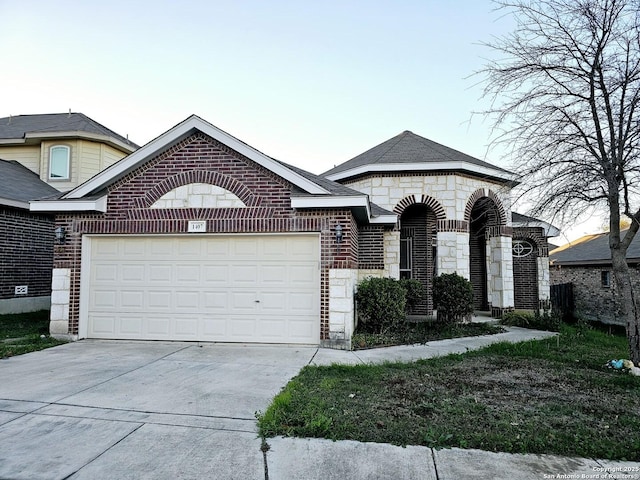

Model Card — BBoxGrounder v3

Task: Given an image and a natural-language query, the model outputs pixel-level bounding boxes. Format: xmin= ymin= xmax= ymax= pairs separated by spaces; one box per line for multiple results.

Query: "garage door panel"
xmin=92 ymin=290 xmax=117 ymax=309
xmin=94 ymin=264 xmax=118 ymax=282
xmin=289 ymin=265 xmax=317 ymax=285
xmin=123 ymin=240 xmax=146 ymax=257
xmin=120 ymin=290 xmax=144 ymax=308
xmin=175 ymin=291 xmax=200 ymax=309
xmin=260 ymin=292 xmax=286 ymax=312
xmin=121 ymin=265 xmax=145 ymax=282
xmin=147 ymin=291 xmax=171 ymax=310
xmin=149 ymin=265 xmax=172 ymax=283
xmin=231 ymin=265 xmax=258 ymax=285
xmin=260 ymin=265 xmax=287 ymax=285
xmin=289 ymin=292 xmax=316 ymax=312
xmin=289 ymin=319 xmax=316 ymax=340
xmin=119 ymin=316 xmax=143 ymax=335
xmin=90 ymin=314 xmax=116 ymax=335
xmin=203 ymin=292 xmax=228 ymax=309
xmin=176 ymin=264 xmax=201 ymax=283
xmin=231 ymin=292 xmax=259 ymax=311
xmin=87 ymin=235 xmax=319 ymax=344
xmin=233 ymin=238 xmax=259 ymax=257
xmin=148 ymin=317 xmax=171 ymax=336
xmin=230 ymin=318 xmax=258 ymax=337
xmin=202 ymin=318 xmax=227 ymax=337
xmin=203 ymin=265 xmax=229 ymax=284
xmin=175 ymin=318 xmax=198 ymax=336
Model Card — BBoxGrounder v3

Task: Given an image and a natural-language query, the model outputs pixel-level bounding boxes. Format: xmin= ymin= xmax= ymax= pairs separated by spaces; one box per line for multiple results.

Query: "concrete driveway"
xmin=0 ymin=340 xmax=316 ymax=480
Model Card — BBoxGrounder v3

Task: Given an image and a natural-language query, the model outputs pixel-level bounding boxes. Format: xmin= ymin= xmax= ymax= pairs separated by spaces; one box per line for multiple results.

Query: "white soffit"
xmin=325 ymin=162 xmax=519 ymax=184
xmin=64 ymin=115 xmax=329 ymax=199
xmin=30 ymin=195 xmax=108 ymax=213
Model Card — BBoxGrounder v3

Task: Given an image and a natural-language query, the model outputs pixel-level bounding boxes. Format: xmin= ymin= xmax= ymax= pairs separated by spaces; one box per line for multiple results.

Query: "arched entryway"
xmin=400 ymin=204 xmax=437 ymax=315
xmin=468 ymin=196 xmax=502 ymax=311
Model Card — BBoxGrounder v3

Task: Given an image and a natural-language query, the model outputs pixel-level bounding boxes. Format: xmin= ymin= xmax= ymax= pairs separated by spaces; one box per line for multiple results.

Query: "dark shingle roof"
xmin=274 ymin=158 xmax=395 ymax=219
xmin=323 ymin=130 xmax=514 ymax=179
xmin=550 ymin=230 xmax=640 ymax=265
xmin=277 ymin=159 xmax=369 ymax=197
xmin=0 ymin=113 xmax=138 ymax=149
xmin=0 ymin=159 xmax=60 ymax=206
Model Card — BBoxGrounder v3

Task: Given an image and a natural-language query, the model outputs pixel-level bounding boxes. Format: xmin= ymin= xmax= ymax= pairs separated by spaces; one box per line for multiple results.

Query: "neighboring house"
xmin=0 ymin=160 xmax=59 ymax=314
xmin=0 ymin=113 xmax=138 ymax=314
xmin=31 ymin=116 xmax=558 ymax=349
xmin=0 ymin=113 xmax=138 ymax=192
xmin=550 ymin=231 xmax=640 ymax=326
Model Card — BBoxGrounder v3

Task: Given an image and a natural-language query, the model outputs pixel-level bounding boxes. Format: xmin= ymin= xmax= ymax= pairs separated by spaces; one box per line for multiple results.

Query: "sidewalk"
xmin=264 ymin=325 xmax=639 ymax=479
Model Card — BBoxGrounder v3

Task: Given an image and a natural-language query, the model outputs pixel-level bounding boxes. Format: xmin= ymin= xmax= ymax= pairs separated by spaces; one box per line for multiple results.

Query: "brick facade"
xmin=53 ymin=132 xmax=358 ymax=342
xmin=550 ymin=264 xmax=632 ymax=326
xmin=512 ymin=227 xmax=550 ymax=310
xmin=0 ymin=206 xmax=54 ymax=312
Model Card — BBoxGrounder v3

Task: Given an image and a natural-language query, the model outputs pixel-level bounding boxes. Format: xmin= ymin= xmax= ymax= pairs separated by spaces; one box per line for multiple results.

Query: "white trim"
xmin=49 ymin=145 xmax=71 ymax=180
xmin=26 ymin=131 xmax=137 ymax=153
xmin=79 ymin=236 xmax=91 ymax=339
xmin=64 ymin=115 xmax=330 ymax=199
xmin=291 ymin=195 xmax=370 ymax=209
xmin=291 ymin=195 xmax=398 ymax=225
xmin=513 ymin=220 xmax=561 ymax=237
xmin=30 ymin=195 xmax=107 ymax=212
xmin=0 ymin=197 xmax=29 ymax=209
xmin=325 ymin=162 xmax=519 ymax=183
xmin=0 ymin=132 xmax=136 ymax=153
xmin=370 ymin=214 xmax=398 ymax=224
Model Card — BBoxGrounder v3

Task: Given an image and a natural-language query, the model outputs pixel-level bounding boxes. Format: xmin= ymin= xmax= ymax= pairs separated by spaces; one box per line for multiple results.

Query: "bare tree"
xmin=479 ymin=0 xmax=640 ymax=362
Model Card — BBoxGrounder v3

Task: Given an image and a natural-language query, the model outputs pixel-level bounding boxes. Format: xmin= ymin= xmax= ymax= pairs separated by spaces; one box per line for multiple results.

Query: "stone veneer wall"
xmin=344 ymin=173 xmax=514 ymax=311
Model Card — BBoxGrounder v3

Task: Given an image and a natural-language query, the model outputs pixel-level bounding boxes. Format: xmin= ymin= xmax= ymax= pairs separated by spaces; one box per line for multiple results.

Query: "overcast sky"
xmin=0 ymin=0 xmax=604 ymax=242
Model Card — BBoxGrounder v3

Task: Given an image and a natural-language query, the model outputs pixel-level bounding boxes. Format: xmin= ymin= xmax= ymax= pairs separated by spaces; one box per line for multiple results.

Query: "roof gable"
xmin=62 ymin=115 xmax=331 ymax=200
xmin=0 ymin=113 xmax=138 ymax=152
xmin=0 ymin=159 xmax=59 ymax=209
xmin=324 ymin=130 xmax=518 ymax=184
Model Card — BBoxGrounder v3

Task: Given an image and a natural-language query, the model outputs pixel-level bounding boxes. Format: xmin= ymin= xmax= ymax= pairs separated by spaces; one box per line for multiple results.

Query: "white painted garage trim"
xmin=79 ymin=233 xmax=321 ymax=344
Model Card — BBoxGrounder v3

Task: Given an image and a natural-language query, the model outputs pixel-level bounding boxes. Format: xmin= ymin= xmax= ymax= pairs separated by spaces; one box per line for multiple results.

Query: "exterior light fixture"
xmin=335 ymin=224 xmax=343 ymax=243
xmin=55 ymin=226 xmax=66 ymax=244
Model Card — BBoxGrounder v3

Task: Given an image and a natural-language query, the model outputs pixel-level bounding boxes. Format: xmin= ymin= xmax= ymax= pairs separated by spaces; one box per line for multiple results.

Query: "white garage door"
xmin=84 ymin=235 xmax=320 ymax=344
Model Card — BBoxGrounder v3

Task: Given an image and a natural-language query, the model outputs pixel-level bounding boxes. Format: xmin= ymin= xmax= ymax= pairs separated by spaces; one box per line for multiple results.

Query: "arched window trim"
xmin=49 ymin=145 xmax=71 ymax=180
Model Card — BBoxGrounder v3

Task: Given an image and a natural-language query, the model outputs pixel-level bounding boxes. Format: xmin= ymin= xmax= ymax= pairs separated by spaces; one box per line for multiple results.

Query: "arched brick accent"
xmin=513 ymin=229 xmax=549 ymax=257
xmin=137 ymin=170 xmax=258 ymax=209
xmin=393 ymin=194 xmax=446 ymax=221
xmin=464 ymin=188 xmax=507 ymax=225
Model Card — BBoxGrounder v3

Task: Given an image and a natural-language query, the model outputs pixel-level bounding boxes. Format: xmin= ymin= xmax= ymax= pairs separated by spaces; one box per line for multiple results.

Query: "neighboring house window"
xmin=601 ymin=271 xmax=612 ymax=288
xmin=49 ymin=145 xmax=70 ymax=179
xmin=512 ymin=240 xmax=534 ymax=258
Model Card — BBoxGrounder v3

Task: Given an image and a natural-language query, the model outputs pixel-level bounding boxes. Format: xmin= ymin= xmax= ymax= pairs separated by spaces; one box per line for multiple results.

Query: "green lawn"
xmin=258 ymin=324 xmax=640 ymax=461
xmin=0 ymin=311 xmax=66 ymax=358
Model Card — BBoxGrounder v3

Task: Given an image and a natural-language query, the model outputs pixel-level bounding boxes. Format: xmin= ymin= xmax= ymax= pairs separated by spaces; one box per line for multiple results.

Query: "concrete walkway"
xmin=0 ymin=327 xmax=637 ymax=479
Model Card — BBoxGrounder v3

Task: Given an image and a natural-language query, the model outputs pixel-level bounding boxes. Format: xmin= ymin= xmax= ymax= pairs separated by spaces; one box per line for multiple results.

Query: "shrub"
xmin=355 ymin=277 xmax=406 ymax=334
xmin=432 ymin=272 xmax=474 ymax=325
xmin=501 ymin=310 xmax=562 ymax=332
xmin=399 ymin=278 xmax=426 ymax=313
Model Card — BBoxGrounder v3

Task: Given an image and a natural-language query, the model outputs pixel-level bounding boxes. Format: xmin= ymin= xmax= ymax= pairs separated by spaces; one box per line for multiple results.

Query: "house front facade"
xmin=32 ymin=115 xmax=557 ymax=348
